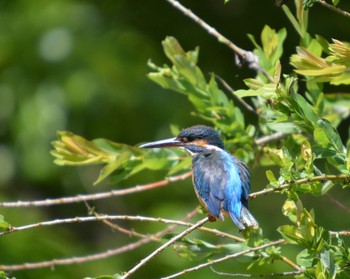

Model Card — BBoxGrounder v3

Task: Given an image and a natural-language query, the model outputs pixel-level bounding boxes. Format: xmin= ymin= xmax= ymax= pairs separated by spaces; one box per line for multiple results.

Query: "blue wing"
xmin=192 ymin=150 xmax=257 ymax=230
xmin=233 ymin=157 xmax=251 ymax=208
xmin=192 ymin=151 xmax=243 ymax=222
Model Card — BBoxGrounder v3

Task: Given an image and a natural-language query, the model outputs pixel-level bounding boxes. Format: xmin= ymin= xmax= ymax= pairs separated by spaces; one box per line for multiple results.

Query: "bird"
xmin=140 ymin=125 xmax=258 ymax=231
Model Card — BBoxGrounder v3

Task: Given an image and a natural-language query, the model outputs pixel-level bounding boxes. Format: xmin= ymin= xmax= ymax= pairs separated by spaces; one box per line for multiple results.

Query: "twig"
xmin=162 ymin=239 xmax=286 ymax=279
xmin=330 ymin=230 xmax=350 ymax=236
xmin=0 ymin=214 xmax=244 ymax=242
xmin=0 ymin=215 xmax=182 ymax=237
xmin=165 ymin=0 xmax=274 ymax=82
xmin=249 ymin=174 xmax=350 ymax=198
xmin=85 ymin=202 xmax=153 ymax=239
xmin=210 ymin=266 xmax=303 ymax=277
xmin=325 ymin=193 xmax=350 ymax=215
xmin=215 ymin=74 xmax=260 ymax=116
xmin=317 ymin=0 xmax=350 ymax=18
xmin=165 ymin=0 xmax=245 ymax=58
xmin=0 ymin=209 xmax=199 ymax=272
xmin=254 ymin=133 xmax=289 ymax=146
xmin=0 ymin=237 xmax=153 ymax=271
xmin=278 ymin=255 xmax=301 ymax=271
xmin=0 ymin=172 xmax=192 ymax=207
xmin=120 ymin=217 xmax=209 ymax=279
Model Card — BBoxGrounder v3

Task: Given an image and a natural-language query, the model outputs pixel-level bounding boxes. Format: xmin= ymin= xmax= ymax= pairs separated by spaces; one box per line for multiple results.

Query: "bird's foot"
xmin=208 ymin=214 xmax=216 ymax=222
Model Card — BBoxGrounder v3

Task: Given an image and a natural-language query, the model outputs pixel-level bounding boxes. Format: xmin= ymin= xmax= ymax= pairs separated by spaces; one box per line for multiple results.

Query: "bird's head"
xmin=140 ymin=125 xmax=225 ymax=155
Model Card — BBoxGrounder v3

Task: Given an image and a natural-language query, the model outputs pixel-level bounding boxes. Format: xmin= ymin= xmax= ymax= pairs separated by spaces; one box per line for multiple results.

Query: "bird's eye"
xmin=181 ymin=137 xmax=188 ymax=142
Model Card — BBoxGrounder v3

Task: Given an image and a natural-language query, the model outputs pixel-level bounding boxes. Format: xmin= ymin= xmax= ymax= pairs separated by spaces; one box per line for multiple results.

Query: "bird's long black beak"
xmin=139 ymin=137 xmax=184 ymax=149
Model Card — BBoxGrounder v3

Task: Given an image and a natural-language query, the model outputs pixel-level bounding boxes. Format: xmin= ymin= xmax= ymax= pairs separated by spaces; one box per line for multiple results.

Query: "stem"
xmin=317 ymin=0 xmax=350 ymax=18
xmin=121 ymin=217 xmax=209 ymax=279
xmin=250 ymin=174 xmax=350 ymax=198
xmin=0 ymin=172 xmax=192 ymax=207
xmin=162 ymin=239 xmax=286 ymax=279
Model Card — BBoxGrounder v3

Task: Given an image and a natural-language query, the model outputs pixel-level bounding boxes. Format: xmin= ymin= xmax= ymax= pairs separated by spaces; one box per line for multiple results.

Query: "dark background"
xmin=0 ymin=0 xmax=349 ymax=278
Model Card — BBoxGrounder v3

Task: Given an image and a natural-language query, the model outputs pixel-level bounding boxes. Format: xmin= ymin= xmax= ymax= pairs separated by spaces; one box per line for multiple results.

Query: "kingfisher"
xmin=140 ymin=125 xmax=258 ymax=231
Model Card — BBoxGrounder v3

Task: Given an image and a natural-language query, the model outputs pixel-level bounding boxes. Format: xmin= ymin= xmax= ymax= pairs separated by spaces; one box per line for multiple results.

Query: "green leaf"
xmin=51 ymin=131 xmax=113 ymax=166
xmin=173 ymin=238 xmax=248 ymax=260
xmin=277 ymin=225 xmax=301 ymax=245
xmin=317 ymin=119 xmax=344 ymax=153
xmin=148 ymin=36 xmax=248 ymax=136
xmin=332 ymin=0 xmax=339 ymax=6
xmin=281 ymin=199 xmax=303 ymax=224
xmin=0 ymin=272 xmax=15 ymax=279
xmin=167 ymin=156 xmax=191 ymax=175
xmin=267 ymin=122 xmax=300 ymax=133
xmin=314 ymin=126 xmax=330 ymax=148
xmin=296 ymin=249 xmax=314 ymax=268
xmin=0 ymin=215 xmax=10 ymax=232
xmin=294 ymin=94 xmax=319 ymax=124
xmin=266 ymin=170 xmax=277 ymax=183
xmin=143 ymin=149 xmax=180 ymax=170
xmin=320 ymin=249 xmax=335 ymax=278
xmin=93 ymin=151 xmax=132 ymax=185
xmin=282 ymin=5 xmax=303 ymax=37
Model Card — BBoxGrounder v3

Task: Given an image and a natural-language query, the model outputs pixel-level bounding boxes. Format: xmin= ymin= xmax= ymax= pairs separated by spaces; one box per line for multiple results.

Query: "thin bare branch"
xmin=0 ymin=172 xmax=191 ymax=208
xmin=278 ymin=255 xmax=302 ymax=271
xmin=0 ymin=215 xmax=194 ymax=237
xmin=162 ymin=239 xmax=286 ymax=279
xmin=250 ymin=174 xmax=350 ymax=198
xmin=330 ymin=230 xmax=350 ymax=236
xmin=317 ymin=0 xmax=350 ymax=18
xmin=0 ymin=209 xmax=200 ymax=272
xmin=121 ymin=217 xmax=209 ymax=279
xmin=165 ymin=0 xmax=245 ymax=57
xmin=85 ymin=202 xmax=153 ymax=239
xmin=215 ymin=74 xmax=260 ymax=116
xmin=165 ymin=0 xmax=274 ymax=81
xmin=210 ymin=266 xmax=303 ymax=277
xmin=0 ymin=237 xmax=152 ymax=271
xmin=0 ymin=213 xmax=244 ymax=242
xmin=254 ymin=133 xmax=289 ymax=146
xmin=325 ymin=193 xmax=350 ymax=215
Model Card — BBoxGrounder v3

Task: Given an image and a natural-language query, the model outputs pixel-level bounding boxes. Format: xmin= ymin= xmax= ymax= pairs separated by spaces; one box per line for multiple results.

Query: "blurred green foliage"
xmin=1 ymin=0 xmax=350 ymax=278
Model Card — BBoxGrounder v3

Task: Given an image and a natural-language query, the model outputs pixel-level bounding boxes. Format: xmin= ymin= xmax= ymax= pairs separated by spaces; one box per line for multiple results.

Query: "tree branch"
xmin=0 ymin=213 xmax=244 ymax=242
xmin=254 ymin=133 xmax=290 ymax=146
xmin=325 ymin=193 xmax=350 ymax=215
xmin=278 ymin=254 xmax=302 ymax=271
xmin=165 ymin=0 xmax=274 ymax=81
xmin=330 ymin=230 xmax=350 ymax=236
xmin=0 ymin=209 xmax=239 ymax=272
xmin=210 ymin=266 xmax=303 ymax=277
xmin=0 ymin=238 xmax=153 ymax=271
xmin=0 ymin=172 xmax=192 ymax=207
xmin=215 ymin=74 xmax=261 ymax=117
xmin=120 ymin=217 xmax=209 ymax=279
xmin=317 ymin=0 xmax=350 ymax=18
xmin=162 ymin=239 xmax=286 ymax=279
xmin=250 ymin=174 xmax=350 ymax=198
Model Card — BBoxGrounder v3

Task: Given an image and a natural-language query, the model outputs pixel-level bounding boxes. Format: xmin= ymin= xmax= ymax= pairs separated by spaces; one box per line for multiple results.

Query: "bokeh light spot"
xmin=39 ymin=28 xmax=73 ymax=62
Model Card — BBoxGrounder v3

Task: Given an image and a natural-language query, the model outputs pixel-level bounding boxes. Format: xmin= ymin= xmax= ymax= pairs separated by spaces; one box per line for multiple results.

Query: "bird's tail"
xmin=240 ymin=206 xmax=259 ymax=229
